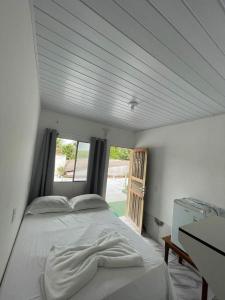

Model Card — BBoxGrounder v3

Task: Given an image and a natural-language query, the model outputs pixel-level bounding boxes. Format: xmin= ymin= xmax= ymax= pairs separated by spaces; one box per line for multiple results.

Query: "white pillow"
xmin=69 ymin=194 xmax=108 ymax=211
xmin=26 ymin=195 xmax=71 ymax=215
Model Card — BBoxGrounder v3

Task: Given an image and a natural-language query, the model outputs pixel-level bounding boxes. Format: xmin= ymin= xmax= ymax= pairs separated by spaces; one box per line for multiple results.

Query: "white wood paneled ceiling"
xmin=33 ymin=0 xmax=225 ymax=131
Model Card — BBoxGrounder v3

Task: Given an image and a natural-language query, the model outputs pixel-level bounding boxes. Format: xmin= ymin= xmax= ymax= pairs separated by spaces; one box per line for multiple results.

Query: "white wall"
xmin=136 ymin=114 xmax=225 ymax=242
xmin=35 ymin=109 xmax=136 ymax=198
xmin=0 ymin=0 xmax=40 ymax=282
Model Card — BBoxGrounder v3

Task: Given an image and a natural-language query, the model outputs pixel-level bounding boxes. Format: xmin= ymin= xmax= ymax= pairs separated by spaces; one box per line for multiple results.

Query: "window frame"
xmin=54 ymin=138 xmax=90 ymax=183
xmin=72 ymin=140 xmax=78 ymax=182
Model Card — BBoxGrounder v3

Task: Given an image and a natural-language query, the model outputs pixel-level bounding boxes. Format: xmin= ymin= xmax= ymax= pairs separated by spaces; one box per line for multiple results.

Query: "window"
xmin=54 ymin=138 xmax=90 ymax=182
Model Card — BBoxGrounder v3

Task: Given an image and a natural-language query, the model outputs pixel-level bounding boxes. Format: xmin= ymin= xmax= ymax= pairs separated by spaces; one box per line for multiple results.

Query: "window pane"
xmin=54 ymin=138 xmax=77 ymax=182
xmin=74 ymin=142 xmax=90 ymax=181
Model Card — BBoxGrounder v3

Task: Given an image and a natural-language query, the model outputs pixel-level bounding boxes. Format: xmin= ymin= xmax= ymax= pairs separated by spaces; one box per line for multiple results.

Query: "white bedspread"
xmin=0 ymin=209 xmax=176 ymax=300
xmin=42 ymin=231 xmax=143 ymax=300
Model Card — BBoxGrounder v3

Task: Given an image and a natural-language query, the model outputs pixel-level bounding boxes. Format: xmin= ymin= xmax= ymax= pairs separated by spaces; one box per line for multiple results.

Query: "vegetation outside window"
xmin=54 ymin=138 xmax=90 ymax=182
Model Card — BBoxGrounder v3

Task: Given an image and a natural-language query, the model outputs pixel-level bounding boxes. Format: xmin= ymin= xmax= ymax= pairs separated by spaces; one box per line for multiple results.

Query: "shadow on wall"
xmin=143 ymin=146 xmax=171 ymax=243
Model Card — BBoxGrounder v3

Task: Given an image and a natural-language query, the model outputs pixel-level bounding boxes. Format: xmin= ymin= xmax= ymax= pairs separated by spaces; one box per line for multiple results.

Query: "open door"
xmin=127 ymin=148 xmax=148 ymax=233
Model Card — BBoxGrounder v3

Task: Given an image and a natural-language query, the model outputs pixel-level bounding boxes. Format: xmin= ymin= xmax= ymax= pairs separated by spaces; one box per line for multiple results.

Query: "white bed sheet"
xmin=0 ymin=209 xmax=175 ymax=300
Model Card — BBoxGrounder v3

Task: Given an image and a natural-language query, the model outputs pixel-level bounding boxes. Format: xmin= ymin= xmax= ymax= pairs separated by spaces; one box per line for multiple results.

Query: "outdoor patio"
xmin=106 ymin=177 xmax=127 ymax=217
xmin=105 ymin=149 xmax=130 ymax=217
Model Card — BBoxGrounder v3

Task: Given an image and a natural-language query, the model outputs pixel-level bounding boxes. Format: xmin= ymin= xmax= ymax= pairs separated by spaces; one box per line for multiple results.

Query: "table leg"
xmin=201 ymin=277 xmax=208 ymax=300
xmin=164 ymin=243 xmax=169 ymax=264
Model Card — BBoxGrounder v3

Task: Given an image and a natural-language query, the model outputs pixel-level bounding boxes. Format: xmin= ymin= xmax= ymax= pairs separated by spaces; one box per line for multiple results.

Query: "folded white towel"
xmin=41 ymin=232 xmax=143 ymax=300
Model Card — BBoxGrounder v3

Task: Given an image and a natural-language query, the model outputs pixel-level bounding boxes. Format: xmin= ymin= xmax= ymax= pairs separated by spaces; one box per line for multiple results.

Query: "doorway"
xmin=106 ymin=146 xmax=131 ymax=217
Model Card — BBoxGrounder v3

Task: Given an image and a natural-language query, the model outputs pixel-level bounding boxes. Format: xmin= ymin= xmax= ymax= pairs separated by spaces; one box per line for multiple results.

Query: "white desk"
xmin=179 ymin=216 xmax=225 ymax=300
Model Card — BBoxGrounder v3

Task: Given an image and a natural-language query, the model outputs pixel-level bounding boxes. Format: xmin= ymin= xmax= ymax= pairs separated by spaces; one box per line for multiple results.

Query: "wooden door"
xmin=127 ymin=148 xmax=148 ymax=233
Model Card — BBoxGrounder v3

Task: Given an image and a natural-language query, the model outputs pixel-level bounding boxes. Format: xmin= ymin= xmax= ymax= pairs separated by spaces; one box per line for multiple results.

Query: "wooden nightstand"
xmin=162 ymin=235 xmax=208 ymax=300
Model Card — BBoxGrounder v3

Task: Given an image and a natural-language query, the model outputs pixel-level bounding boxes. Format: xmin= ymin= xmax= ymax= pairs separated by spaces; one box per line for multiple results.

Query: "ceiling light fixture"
xmin=128 ymin=97 xmax=139 ymax=111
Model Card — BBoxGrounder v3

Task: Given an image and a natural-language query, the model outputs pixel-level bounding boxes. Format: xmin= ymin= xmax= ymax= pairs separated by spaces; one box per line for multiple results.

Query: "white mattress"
xmin=0 ymin=209 xmax=175 ymax=300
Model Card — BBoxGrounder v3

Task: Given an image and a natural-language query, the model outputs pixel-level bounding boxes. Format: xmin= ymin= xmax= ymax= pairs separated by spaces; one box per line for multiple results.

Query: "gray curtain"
xmin=29 ymin=128 xmax=58 ymax=203
xmin=86 ymin=137 xmax=107 ymax=195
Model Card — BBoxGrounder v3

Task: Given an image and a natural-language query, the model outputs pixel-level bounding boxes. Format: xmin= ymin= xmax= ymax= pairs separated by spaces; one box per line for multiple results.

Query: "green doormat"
xmin=108 ymin=201 xmax=126 ymax=217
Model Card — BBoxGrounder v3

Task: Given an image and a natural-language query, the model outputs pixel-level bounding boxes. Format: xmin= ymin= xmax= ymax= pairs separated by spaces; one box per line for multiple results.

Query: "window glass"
xmin=54 ymin=138 xmax=90 ymax=182
xmin=54 ymin=138 xmax=77 ymax=182
xmin=74 ymin=142 xmax=90 ymax=181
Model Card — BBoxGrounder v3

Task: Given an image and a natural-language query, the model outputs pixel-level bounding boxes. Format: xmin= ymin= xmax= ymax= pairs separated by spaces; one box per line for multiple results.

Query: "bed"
xmin=0 ymin=208 xmax=175 ymax=300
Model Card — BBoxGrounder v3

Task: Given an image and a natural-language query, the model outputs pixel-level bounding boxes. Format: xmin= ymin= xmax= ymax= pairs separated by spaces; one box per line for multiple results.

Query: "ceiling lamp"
xmin=128 ymin=97 xmax=139 ymax=111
